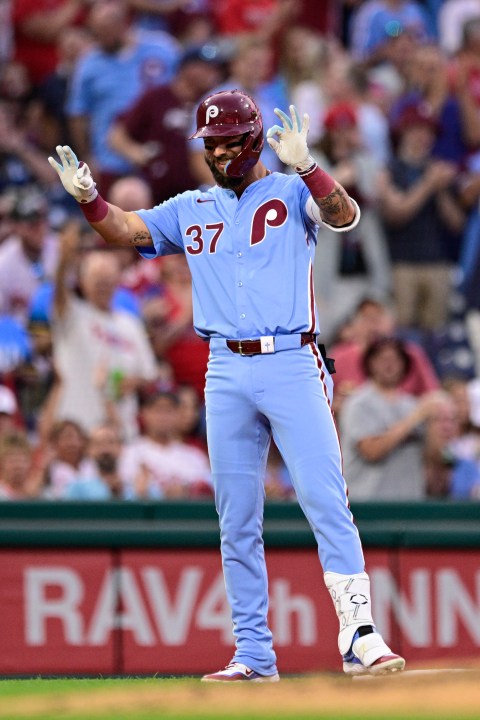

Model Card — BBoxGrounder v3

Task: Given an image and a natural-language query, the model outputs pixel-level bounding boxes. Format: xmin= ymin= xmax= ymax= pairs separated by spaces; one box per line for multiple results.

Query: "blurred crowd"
xmin=1 ymin=0 xmax=480 ymax=502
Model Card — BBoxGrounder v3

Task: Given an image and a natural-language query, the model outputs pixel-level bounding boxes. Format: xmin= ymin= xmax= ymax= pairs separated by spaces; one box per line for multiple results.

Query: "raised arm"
xmin=17 ymin=0 xmax=84 ymax=43
xmin=266 ymin=105 xmax=356 ymax=228
xmin=48 ymin=145 xmax=154 ymax=248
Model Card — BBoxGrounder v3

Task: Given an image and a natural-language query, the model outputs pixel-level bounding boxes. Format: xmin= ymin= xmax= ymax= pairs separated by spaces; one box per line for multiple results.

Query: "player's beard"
xmin=205 ymin=156 xmax=244 ymax=189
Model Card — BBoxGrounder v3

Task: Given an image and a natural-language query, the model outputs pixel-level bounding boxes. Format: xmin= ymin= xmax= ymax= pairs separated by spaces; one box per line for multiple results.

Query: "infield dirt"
xmin=1 ymin=662 xmax=480 ymax=720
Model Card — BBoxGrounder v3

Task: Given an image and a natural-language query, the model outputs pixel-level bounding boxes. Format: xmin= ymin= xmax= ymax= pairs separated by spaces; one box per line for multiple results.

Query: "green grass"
xmin=0 ymin=677 xmax=168 ymax=696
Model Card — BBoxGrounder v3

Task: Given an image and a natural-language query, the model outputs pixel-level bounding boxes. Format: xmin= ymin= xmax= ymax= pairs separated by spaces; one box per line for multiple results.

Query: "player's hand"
xmin=266 ymin=105 xmax=314 ymax=172
xmin=48 ymin=145 xmax=98 ymax=204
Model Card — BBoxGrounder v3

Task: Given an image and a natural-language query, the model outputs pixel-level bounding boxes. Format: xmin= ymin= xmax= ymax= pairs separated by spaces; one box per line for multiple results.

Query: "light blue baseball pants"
xmin=205 ymin=340 xmax=365 ymax=676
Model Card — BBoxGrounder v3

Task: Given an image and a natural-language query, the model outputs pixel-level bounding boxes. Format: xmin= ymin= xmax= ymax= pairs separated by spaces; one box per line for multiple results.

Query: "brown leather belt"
xmin=226 ymin=333 xmax=316 ymax=356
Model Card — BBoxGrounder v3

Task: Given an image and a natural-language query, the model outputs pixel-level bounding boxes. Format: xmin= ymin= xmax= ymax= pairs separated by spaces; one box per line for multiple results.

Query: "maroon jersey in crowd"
xmin=117 ymin=84 xmax=198 ymax=204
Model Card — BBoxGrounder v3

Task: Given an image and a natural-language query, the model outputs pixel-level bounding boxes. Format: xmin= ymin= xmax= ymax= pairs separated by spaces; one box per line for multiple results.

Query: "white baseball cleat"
xmin=343 ymin=631 xmax=406 ymax=676
xmin=201 ymin=662 xmax=280 ymax=683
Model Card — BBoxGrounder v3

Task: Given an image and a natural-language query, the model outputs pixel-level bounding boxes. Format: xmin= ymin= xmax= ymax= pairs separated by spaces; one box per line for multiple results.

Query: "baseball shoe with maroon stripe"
xmin=343 ymin=630 xmax=405 ymax=676
xmin=201 ymin=662 xmax=280 ymax=683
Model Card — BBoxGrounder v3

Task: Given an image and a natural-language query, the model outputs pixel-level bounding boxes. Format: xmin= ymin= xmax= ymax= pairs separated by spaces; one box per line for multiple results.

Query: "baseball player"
xmin=48 ymin=90 xmax=405 ymax=681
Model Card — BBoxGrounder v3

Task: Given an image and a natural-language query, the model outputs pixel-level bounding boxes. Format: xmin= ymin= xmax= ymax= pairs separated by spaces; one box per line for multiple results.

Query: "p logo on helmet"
xmin=206 ymin=105 xmax=220 ymax=124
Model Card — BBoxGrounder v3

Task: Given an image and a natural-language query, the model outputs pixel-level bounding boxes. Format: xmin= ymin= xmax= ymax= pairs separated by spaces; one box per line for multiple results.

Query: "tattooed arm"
xmin=305 ymin=183 xmax=360 ymax=232
xmin=87 ymin=204 xmax=154 ymax=248
xmin=313 ymin=183 xmax=356 ymax=228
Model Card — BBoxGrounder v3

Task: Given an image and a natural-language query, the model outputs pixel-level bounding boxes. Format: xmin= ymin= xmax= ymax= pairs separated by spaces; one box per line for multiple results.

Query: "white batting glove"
xmin=266 ymin=105 xmax=314 ymax=172
xmin=48 ymin=145 xmax=98 ymax=204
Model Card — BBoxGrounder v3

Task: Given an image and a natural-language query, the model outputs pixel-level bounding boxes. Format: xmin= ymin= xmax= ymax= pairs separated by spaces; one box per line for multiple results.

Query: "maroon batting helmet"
xmin=189 ymin=89 xmax=264 ymax=177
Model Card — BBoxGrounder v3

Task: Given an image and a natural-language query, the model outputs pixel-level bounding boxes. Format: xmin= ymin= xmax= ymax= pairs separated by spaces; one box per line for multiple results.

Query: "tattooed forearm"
xmin=90 ymin=206 xmax=154 ymax=247
xmin=130 ymin=231 xmax=153 ymax=246
xmin=317 ymin=187 xmax=355 ymax=227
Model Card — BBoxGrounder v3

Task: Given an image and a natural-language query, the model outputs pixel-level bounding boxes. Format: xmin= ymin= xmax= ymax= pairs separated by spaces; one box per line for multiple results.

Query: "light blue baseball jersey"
xmin=136 ymin=172 xmax=322 ymax=339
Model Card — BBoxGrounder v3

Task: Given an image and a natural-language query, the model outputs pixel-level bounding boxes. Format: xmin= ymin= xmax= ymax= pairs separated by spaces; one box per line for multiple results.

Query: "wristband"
xmin=79 ymin=193 xmax=109 ymax=223
xmin=297 ymin=163 xmax=335 ymax=198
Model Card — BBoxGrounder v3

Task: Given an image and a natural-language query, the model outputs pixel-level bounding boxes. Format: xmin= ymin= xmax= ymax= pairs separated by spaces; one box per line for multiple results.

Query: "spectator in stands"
xmin=0 ymin=314 xmax=31 ymax=384
xmin=325 ymin=61 xmax=392 ymax=167
xmin=457 ymin=147 xmax=480 ymax=378
xmin=443 ymin=376 xmax=480 ymax=468
xmin=0 ymin=186 xmax=58 ymax=327
xmin=64 ymin=422 xmax=125 ymax=499
xmin=0 ymin=100 xmax=55 ymax=194
xmin=66 ymin=0 xmax=181 ymax=195
xmin=188 ymin=33 xmax=290 ymax=185
xmin=15 ymin=309 xmax=55 ymax=437
xmin=457 ymin=143 xmax=480 ymax=258
xmin=0 ymin=430 xmax=39 ymax=499
xmin=438 ymin=0 xmax=480 ymax=56
xmin=350 ymin=9 xmax=426 ymax=124
xmin=25 ymin=27 xmax=92 ymax=226
xmin=378 ymin=102 xmax=465 ymax=335
xmin=12 ymin=0 xmax=87 ymax=87
xmin=349 ymin=0 xmax=433 ymax=65
xmin=127 ymin=0 xmax=213 ymax=37
xmin=40 ymin=418 xmax=96 ymax=498
xmin=340 ymin=336 xmax=443 ymax=500
xmin=119 ymin=389 xmax=212 ymax=499
xmin=109 ymin=44 xmax=225 ymax=205
xmin=0 ymin=60 xmax=33 ymax=119
xmin=330 ymin=297 xmax=440 ymax=419
xmin=35 ymin=25 xmax=92 ymax=152
xmin=108 ymin=174 xmax=153 ymax=214
xmin=29 ymin=216 xmax=145 ymax=326
xmin=312 ymin=101 xmax=391 ymax=342
xmin=212 ymin=0 xmax=299 ymax=44
xmin=152 ymin=357 xmax=176 ymax=391
xmin=0 ymin=386 xmax=22 ymax=436
xmin=128 ymin=0 xmax=216 ymax=47
xmin=448 ymin=15 xmax=480 ymax=114
xmin=279 ymin=25 xmax=333 ymax=146
xmin=52 ymin=230 xmax=158 ymax=438
xmin=141 ymin=253 xmax=209 ymax=399
xmin=171 ymin=8 xmax=217 ymax=49
xmin=176 ymin=383 xmax=207 ymax=452
xmin=389 ymin=43 xmax=472 ymax=166
xmin=423 ymin=391 xmax=480 ymax=498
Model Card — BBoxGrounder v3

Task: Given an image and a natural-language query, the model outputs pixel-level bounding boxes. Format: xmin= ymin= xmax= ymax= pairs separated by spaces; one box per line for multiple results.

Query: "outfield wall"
xmin=0 ymin=500 xmax=479 ymax=675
